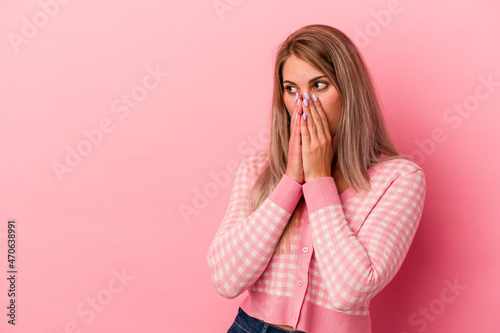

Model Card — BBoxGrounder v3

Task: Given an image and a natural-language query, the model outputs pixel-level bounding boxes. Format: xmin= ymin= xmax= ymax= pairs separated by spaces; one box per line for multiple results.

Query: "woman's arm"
xmin=302 ymin=163 xmax=426 ymax=310
xmin=207 ymin=151 xmax=303 ymax=299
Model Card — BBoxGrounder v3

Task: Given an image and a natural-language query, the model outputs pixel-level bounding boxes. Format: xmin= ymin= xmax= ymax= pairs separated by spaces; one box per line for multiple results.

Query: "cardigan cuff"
xmin=302 ymin=177 xmax=341 ymax=214
xmin=268 ymin=174 xmax=303 ymax=215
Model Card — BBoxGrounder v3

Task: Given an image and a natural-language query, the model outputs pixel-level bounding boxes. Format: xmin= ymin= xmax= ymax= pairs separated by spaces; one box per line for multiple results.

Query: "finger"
xmin=302 ymin=95 xmax=317 ymax=141
xmin=292 ymin=105 xmax=302 ymax=146
xmin=289 ymin=95 xmax=300 ymax=137
xmin=309 ymin=93 xmax=331 ymax=138
xmin=295 ymin=104 xmax=302 ymax=147
xmin=291 ymin=97 xmax=303 ymax=136
xmin=300 ymin=108 xmax=310 ymax=147
xmin=289 ymin=100 xmax=301 ymax=147
xmin=295 ymin=93 xmax=303 ymax=116
xmin=291 ymin=94 xmax=302 ymax=124
xmin=295 ymin=93 xmax=302 ymax=117
xmin=296 ymin=97 xmax=302 ymax=135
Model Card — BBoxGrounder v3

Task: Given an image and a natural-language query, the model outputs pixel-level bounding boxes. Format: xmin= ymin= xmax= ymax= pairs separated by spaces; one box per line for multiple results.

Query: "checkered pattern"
xmin=306 ymin=165 xmax=425 ymax=315
xmin=250 ymin=230 xmax=300 ymax=296
xmin=207 ymin=150 xmax=426 ymax=318
xmin=206 ymin=151 xmax=295 ymax=298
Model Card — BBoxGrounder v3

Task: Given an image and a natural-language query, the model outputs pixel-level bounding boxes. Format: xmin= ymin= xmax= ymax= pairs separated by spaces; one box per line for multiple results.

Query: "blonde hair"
xmin=248 ymin=24 xmax=409 ymax=255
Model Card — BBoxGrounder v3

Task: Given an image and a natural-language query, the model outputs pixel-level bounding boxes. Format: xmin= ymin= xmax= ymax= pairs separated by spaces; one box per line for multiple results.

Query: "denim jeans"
xmin=227 ymin=307 xmax=307 ymax=333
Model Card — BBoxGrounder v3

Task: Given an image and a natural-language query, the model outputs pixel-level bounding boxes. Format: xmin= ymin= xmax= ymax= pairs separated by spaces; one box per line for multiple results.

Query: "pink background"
xmin=1 ymin=0 xmax=499 ymax=332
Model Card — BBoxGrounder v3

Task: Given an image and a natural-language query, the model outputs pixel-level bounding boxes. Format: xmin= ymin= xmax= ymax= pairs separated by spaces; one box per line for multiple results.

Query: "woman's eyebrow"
xmin=283 ymin=75 xmax=327 ymax=85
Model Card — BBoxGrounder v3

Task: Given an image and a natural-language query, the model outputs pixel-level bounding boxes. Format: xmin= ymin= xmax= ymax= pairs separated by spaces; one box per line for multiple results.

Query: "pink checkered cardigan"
xmin=207 ymin=150 xmax=426 ymax=333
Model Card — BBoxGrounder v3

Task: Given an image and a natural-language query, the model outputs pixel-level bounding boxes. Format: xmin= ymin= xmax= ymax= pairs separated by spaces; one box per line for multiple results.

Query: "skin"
xmin=283 ymin=54 xmax=347 ymax=189
xmin=266 ymin=55 xmax=349 ymax=331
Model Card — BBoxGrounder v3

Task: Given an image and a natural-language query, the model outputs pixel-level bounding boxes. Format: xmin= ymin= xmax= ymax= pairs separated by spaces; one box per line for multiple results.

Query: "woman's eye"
xmin=316 ymin=82 xmax=328 ymax=90
xmin=285 ymin=82 xmax=327 ymax=94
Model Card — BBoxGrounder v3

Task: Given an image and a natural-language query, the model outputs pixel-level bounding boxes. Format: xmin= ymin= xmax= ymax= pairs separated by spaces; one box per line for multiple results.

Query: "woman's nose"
xmin=296 ymin=92 xmax=311 ymax=101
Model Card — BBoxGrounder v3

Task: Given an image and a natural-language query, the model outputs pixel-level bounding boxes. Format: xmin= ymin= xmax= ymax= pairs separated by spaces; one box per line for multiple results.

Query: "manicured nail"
xmin=302 ymin=113 xmax=307 ymax=121
xmin=297 ymin=98 xmax=301 ymax=106
xmin=304 ymin=92 xmax=310 ymax=100
xmin=303 ymin=98 xmax=309 ymax=107
xmin=295 ymin=92 xmax=299 ymax=101
xmin=312 ymin=94 xmax=318 ymax=102
xmin=295 ymin=112 xmax=298 ymax=120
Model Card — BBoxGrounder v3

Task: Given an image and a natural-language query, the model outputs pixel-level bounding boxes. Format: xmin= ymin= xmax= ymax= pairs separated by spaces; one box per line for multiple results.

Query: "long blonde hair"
xmin=248 ymin=24 xmax=408 ymax=255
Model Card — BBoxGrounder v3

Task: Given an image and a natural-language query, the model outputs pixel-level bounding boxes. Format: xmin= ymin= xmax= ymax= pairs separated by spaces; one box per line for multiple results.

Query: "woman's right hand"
xmin=285 ymin=94 xmax=304 ymax=185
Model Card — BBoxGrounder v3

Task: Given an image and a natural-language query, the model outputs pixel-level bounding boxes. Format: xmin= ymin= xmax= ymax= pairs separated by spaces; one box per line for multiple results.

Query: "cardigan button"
xmin=297 ymin=280 xmax=303 ymax=287
xmin=302 ymin=247 xmax=309 ymax=253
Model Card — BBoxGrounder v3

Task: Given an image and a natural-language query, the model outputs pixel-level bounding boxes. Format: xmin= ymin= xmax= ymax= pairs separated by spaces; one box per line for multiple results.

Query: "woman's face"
xmin=282 ymin=55 xmax=342 ymax=135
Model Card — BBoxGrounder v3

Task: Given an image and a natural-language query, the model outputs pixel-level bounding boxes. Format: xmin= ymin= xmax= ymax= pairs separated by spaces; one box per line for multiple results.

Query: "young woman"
xmin=207 ymin=24 xmax=426 ymax=333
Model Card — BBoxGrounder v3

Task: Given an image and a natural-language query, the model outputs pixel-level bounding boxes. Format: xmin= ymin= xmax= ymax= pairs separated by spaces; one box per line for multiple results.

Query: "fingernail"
xmin=302 ymin=113 xmax=307 ymax=121
xmin=297 ymin=98 xmax=301 ymax=106
xmin=295 ymin=92 xmax=299 ymax=101
xmin=312 ymin=94 xmax=318 ymax=102
xmin=295 ymin=112 xmax=298 ymax=120
xmin=304 ymin=92 xmax=310 ymax=100
xmin=303 ymin=98 xmax=309 ymax=107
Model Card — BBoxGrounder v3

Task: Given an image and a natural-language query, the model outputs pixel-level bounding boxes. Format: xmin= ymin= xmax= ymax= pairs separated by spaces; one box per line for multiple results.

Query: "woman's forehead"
xmin=282 ymin=56 xmax=326 ymax=82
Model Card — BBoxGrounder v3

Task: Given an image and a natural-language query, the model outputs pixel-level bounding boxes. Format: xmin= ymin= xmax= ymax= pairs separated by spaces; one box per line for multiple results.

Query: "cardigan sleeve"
xmin=302 ymin=167 xmax=426 ymax=310
xmin=207 ymin=152 xmax=303 ymax=299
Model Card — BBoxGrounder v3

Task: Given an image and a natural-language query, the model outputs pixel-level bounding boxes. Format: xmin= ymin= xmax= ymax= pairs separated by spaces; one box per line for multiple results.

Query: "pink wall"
xmin=1 ymin=0 xmax=499 ymax=332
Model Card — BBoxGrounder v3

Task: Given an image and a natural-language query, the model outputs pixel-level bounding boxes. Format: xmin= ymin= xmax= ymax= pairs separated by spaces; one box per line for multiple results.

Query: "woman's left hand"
xmin=300 ymin=93 xmax=337 ymax=183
